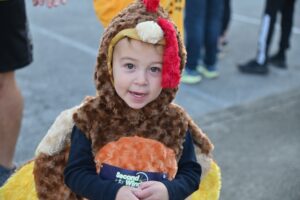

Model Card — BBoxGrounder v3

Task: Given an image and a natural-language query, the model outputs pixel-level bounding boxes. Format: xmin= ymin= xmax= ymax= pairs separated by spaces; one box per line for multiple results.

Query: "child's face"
xmin=112 ymin=38 xmax=163 ymax=109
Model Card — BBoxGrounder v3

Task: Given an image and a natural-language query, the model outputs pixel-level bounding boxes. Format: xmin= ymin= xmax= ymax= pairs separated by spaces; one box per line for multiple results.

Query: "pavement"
xmin=12 ymin=0 xmax=300 ymax=199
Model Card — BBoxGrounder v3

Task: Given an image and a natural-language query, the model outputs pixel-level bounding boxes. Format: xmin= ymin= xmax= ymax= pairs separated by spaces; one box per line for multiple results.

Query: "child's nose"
xmin=134 ymin=70 xmax=148 ymax=85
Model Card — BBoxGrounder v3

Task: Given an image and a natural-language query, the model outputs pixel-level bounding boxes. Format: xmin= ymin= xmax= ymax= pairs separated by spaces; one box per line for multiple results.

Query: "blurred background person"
xmin=0 ymin=0 xmax=33 ymax=186
xmin=238 ymin=0 xmax=297 ymax=75
xmin=33 ymin=0 xmax=67 ymax=8
xmin=218 ymin=0 xmax=231 ymax=58
xmin=0 ymin=0 xmax=67 ymax=186
xmin=182 ymin=0 xmax=224 ymax=84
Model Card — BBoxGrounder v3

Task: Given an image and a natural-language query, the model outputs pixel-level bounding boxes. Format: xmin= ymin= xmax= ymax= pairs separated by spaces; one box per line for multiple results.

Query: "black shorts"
xmin=0 ymin=0 xmax=33 ymax=73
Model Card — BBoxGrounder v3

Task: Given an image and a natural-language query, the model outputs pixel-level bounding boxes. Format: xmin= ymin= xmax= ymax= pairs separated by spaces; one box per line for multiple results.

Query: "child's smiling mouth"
xmin=129 ymin=91 xmax=148 ymax=99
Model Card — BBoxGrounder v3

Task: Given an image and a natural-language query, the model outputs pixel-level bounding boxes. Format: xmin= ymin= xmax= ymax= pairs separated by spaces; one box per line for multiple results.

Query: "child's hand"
xmin=32 ymin=0 xmax=67 ymax=8
xmin=135 ymin=181 xmax=169 ymax=200
xmin=116 ymin=186 xmax=140 ymax=200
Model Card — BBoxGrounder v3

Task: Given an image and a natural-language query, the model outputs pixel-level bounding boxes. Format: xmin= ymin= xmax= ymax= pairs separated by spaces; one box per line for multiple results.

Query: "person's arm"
xmin=32 ymin=0 xmax=67 ymax=8
xmin=161 ymin=130 xmax=202 ymax=200
xmin=64 ymin=126 xmax=123 ymax=200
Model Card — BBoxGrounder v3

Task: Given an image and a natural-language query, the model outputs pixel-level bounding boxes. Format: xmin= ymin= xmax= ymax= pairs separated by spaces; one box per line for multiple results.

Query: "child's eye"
xmin=150 ymin=66 xmax=161 ymax=73
xmin=125 ymin=63 xmax=135 ymax=70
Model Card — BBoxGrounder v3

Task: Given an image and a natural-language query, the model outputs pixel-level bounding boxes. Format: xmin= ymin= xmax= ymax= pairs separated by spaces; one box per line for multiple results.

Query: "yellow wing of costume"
xmin=93 ymin=0 xmax=185 ymax=35
xmin=0 ymin=160 xmax=221 ymax=200
xmin=0 ymin=161 xmax=37 ymax=200
xmin=0 ymin=106 xmax=221 ymax=200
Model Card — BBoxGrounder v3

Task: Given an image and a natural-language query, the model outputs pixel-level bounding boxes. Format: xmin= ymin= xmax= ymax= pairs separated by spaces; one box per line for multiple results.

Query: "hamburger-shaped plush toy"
xmin=95 ymin=136 xmax=178 ymax=187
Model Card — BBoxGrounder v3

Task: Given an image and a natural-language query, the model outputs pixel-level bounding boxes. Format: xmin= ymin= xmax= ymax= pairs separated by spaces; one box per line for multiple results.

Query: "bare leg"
xmin=0 ymin=71 xmax=23 ymax=169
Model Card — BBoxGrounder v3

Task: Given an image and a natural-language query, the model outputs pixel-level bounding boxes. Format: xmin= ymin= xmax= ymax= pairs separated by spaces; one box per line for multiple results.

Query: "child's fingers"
xmin=138 ymin=181 xmax=155 ymax=190
xmin=136 ymin=181 xmax=168 ymax=200
xmin=134 ymin=187 xmax=153 ymax=199
xmin=129 ymin=187 xmax=141 ymax=194
xmin=135 ymin=181 xmax=156 ymax=198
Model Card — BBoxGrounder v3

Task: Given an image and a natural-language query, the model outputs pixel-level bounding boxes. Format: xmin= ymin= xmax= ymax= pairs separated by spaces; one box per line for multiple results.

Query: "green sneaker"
xmin=197 ymin=65 xmax=219 ymax=79
xmin=181 ymin=69 xmax=202 ymax=84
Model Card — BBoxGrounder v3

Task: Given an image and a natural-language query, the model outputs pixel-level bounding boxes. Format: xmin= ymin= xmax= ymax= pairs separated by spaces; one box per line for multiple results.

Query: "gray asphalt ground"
xmin=12 ymin=0 xmax=300 ymax=199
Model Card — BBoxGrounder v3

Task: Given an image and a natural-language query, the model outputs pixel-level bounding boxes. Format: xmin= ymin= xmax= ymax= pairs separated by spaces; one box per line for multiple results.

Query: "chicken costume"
xmin=0 ymin=0 xmax=221 ymax=199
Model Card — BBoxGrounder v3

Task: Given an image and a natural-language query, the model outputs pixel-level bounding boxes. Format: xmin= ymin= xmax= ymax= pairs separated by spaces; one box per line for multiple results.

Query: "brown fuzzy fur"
xmin=33 ymin=147 xmax=81 ymax=200
xmin=33 ymin=0 xmax=213 ymax=199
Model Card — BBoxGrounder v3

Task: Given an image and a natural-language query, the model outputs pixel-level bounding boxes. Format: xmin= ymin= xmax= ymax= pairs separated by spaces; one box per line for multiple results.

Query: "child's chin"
xmin=127 ymin=102 xmax=147 ymax=110
xmin=129 ymin=105 xmax=146 ymax=110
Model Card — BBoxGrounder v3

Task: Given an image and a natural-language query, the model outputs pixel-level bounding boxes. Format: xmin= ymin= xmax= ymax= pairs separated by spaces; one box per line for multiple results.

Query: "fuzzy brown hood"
xmin=73 ymin=0 xmax=192 ymax=159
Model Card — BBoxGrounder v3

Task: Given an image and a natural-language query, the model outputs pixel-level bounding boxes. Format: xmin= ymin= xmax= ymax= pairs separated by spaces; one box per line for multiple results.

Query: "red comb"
xmin=158 ymin=17 xmax=181 ymax=88
xmin=143 ymin=0 xmax=160 ymax=12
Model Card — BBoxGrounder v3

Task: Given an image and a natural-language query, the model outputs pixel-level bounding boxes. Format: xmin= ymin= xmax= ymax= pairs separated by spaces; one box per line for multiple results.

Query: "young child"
xmin=62 ymin=0 xmax=206 ymax=198
xmin=0 ymin=0 xmax=220 ymax=199
xmin=64 ymin=36 xmax=200 ymax=199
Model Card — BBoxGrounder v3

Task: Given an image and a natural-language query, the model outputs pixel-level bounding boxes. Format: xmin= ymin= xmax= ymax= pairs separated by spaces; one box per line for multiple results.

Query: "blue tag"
xmin=99 ymin=163 xmax=168 ymax=188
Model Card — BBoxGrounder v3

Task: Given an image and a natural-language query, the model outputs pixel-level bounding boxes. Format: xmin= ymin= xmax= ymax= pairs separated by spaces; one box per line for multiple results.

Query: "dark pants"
xmin=256 ymin=0 xmax=296 ymax=64
xmin=221 ymin=0 xmax=231 ymax=37
xmin=0 ymin=0 xmax=33 ymax=72
xmin=184 ymin=0 xmax=223 ymax=70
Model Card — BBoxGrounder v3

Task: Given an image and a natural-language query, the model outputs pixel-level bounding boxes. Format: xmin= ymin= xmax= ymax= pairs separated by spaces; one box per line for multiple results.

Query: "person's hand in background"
xmin=33 ymin=0 xmax=67 ymax=8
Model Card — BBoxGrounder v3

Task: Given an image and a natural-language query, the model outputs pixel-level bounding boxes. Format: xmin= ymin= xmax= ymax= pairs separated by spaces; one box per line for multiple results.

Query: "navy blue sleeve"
xmin=162 ymin=130 xmax=202 ymax=200
xmin=64 ymin=126 xmax=122 ymax=200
